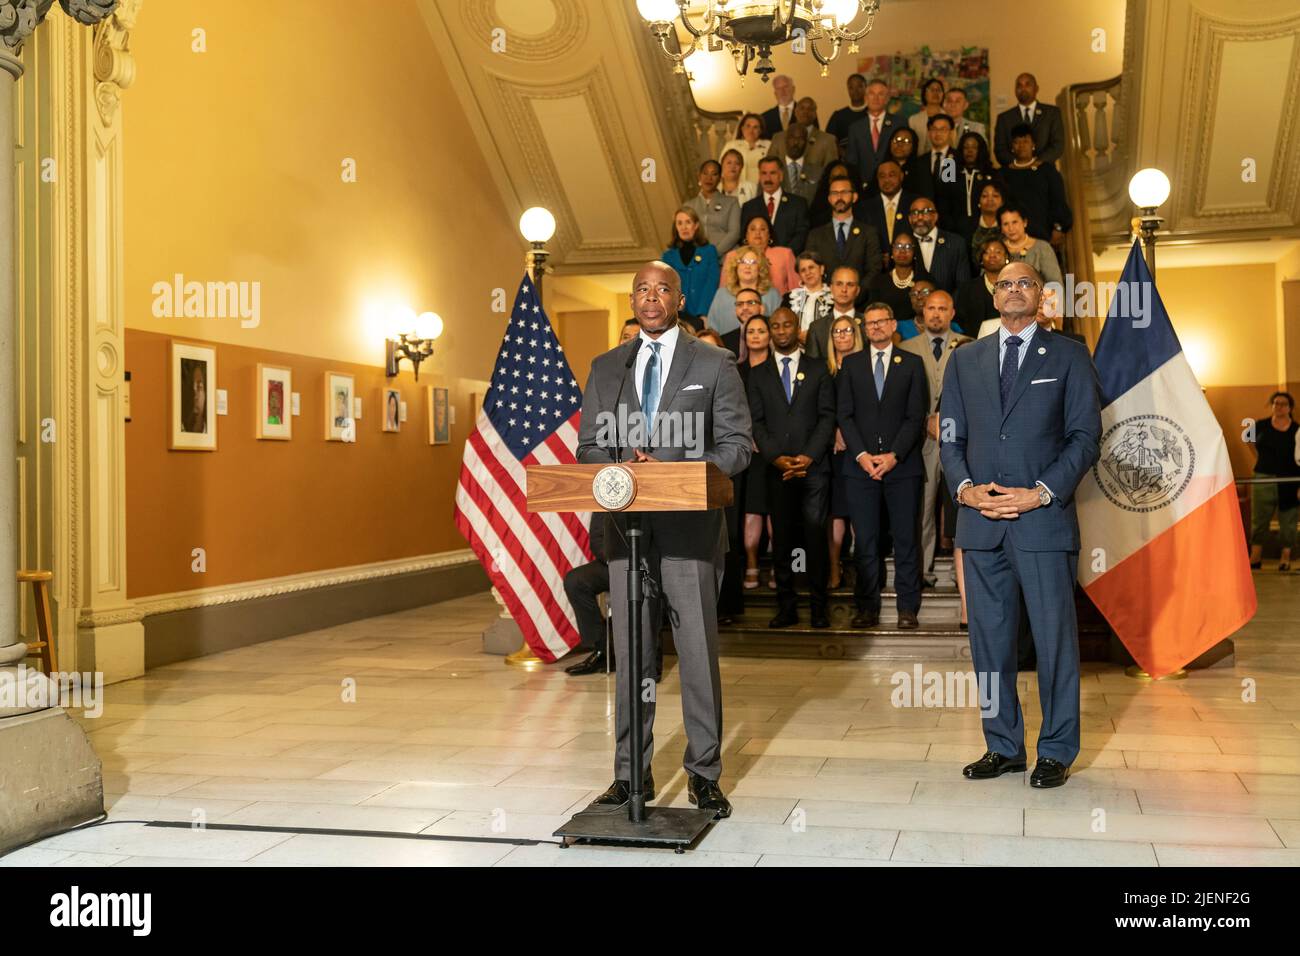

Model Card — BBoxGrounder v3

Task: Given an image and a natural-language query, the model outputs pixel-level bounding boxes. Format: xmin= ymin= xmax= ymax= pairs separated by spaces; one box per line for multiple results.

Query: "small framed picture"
xmin=256 ymin=364 xmax=292 ymax=440
xmin=170 ymin=340 xmax=217 ymax=451
xmin=428 ymin=386 xmax=450 ymax=445
xmin=381 ymin=387 xmax=401 ymax=433
xmin=324 ymin=371 xmax=356 ymax=442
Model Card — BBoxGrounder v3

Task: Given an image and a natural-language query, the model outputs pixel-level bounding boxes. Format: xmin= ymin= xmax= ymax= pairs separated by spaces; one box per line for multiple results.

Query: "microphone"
xmin=612 ymin=340 xmax=639 ymax=464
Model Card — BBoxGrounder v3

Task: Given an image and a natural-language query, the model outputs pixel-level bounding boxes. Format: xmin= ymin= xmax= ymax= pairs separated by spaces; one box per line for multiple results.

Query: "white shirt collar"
xmin=870 ymin=342 xmax=893 ymax=362
xmin=640 ymin=322 xmax=681 ymax=352
xmin=764 ymin=187 xmax=783 ymax=203
xmin=998 ymin=322 xmax=1037 ymax=349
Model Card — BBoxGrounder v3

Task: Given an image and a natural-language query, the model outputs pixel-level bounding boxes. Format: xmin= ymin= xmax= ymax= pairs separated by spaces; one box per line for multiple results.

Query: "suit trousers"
xmin=918 ymin=435 xmax=941 ymax=578
xmin=847 ymin=472 xmax=923 ymax=614
xmin=768 ymin=466 xmax=831 ymax=615
xmin=718 ymin=492 xmax=746 ymax=616
xmin=963 ymin=546 xmax=1081 ymax=764
xmin=562 ymin=560 xmax=609 ymax=653
xmin=608 ymin=540 xmax=725 ymax=782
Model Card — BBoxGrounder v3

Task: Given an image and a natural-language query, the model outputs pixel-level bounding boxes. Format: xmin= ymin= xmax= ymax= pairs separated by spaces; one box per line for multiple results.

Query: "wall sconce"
xmin=385 ymin=310 xmax=444 ymax=380
xmin=1128 ymin=167 xmax=1170 ymax=277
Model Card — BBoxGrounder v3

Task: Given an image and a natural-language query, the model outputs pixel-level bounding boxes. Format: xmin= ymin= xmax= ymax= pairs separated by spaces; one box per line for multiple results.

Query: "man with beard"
xmin=804 ymin=174 xmax=881 ymax=294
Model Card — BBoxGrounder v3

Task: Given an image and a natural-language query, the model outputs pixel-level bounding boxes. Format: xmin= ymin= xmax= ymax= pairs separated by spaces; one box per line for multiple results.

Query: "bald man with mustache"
xmin=938 ymin=261 xmax=1100 ymax=789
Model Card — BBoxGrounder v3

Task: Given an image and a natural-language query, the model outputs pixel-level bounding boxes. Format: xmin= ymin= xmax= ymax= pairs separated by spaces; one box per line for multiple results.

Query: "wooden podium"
xmin=526 ymin=459 xmax=732 ymax=852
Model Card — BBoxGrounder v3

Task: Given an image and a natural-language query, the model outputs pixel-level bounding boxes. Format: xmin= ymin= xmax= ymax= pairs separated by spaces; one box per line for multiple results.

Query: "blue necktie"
xmin=1000 ymin=335 xmax=1022 ymax=410
xmin=874 ymin=351 xmax=885 ymax=399
xmin=781 ymin=356 xmax=793 ymax=403
xmin=836 ymin=222 xmax=847 ymax=257
xmin=641 ymin=341 xmax=662 ymax=422
xmin=932 ymin=336 xmax=943 ymax=361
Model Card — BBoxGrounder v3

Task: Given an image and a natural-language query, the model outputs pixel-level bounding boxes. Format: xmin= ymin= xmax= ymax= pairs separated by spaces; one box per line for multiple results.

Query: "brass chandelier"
xmin=636 ymin=0 xmax=882 ymax=79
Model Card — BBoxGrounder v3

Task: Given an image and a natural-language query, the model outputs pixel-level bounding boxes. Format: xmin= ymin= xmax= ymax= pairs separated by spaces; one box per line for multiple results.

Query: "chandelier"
xmin=636 ymin=0 xmax=882 ymax=80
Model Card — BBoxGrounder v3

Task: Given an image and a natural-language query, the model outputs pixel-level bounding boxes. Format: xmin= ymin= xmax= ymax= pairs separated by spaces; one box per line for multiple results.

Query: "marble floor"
xmin=5 ymin=573 xmax=1300 ymax=867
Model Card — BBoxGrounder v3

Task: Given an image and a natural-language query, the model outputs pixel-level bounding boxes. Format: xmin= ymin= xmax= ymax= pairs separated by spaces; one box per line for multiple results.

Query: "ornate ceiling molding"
xmin=1 ymin=0 xmax=117 ymax=51
xmin=92 ymin=0 xmax=137 ymax=122
xmin=459 ymin=0 xmax=588 ymax=62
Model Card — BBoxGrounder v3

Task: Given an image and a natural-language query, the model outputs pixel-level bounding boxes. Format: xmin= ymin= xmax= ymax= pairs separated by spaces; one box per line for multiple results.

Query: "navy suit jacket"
xmin=915 ymin=229 xmax=971 ymax=293
xmin=836 ymin=347 xmax=929 ymax=483
xmin=740 ymin=192 xmax=810 ymax=256
xmin=748 ymin=354 xmax=837 ymax=472
xmin=845 ymin=112 xmax=902 ymax=192
xmin=938 ymin=329 xmax=1101 ymax=552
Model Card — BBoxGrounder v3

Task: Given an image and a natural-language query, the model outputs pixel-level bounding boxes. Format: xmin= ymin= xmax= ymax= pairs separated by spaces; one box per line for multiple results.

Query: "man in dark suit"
xmin=804 ymin=173 xmax=881 ymax=288
xmin=773 ymin=122 xmax=822 ymax=205
xmin=563 ymin=512 xmax=613 ymax=675
xmin=845 ymin=78 xmax=900 ymax=192
xmin=748 ymin=308 xmax=837 ymax=629
xmin=906 ymin=196 xmax=970 ymax=293
xmin=768 ymin=97 xmax=839 ymax=173
xmin=575 ymin=261 xmax=753 ymax=818
xmin=837 ymin=302 xmax=929 ymax=629
xmin=863 ymin=161 xmax=919 ymax=273
xmin=939 ymin=261 xmax=1101 ymax=789
xmin=741 ymin=156 xmax=811 ymax=254
xmin=993 ymin=73 xmax=1066 ymax=166
xmin=804 ymin=265 xmax=862 ymax=360
xmin=761 ymin=73 xmax=797 ymax=139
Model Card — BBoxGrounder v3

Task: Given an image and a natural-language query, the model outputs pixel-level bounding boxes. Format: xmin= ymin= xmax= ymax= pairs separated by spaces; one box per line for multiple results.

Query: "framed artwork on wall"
xmin=256 ymin=364 xmax=292 ymax=440
xmin=382 ymin=387 xmax=401 ymax=433
xmin=170 ymin=340 xmax=217 ymax=451
xmin=428 ymin=386 xmax=450 ymax=445
xmin=324 ymin=371 xmax=356 ymax=442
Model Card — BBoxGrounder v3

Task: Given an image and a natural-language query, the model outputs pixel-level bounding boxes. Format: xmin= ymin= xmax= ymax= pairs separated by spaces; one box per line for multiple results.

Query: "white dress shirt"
xmin=916 ymin=231 xmax=938 ymax=271
xmin=762 ymin=187 xmax=784 ymax=223
xmin=634 ymin=323 xmax=680 ymax=406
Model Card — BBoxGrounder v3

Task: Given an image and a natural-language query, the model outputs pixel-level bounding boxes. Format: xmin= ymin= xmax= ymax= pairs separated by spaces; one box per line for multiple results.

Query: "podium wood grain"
xmin=525 ymin=462 xmax=733 ymax=513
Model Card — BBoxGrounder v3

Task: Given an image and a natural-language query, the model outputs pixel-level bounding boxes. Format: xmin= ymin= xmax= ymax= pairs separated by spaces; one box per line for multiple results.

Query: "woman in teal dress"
xmin=662 ymin=206 xmax=721 ymax=329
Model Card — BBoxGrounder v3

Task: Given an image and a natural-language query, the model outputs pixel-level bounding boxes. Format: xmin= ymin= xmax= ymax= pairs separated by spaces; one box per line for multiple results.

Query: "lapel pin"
xmin=1038 ymin=346 xmax=1046 ymax=354
xmin=781 ymin=195 xmax=788 ymax=203
xmin=694 ymin=254 xmax=702 ymax=262
xmin=938 ymin=236 xmax=945 ymax=244
xmin=852 ymin=226 xmax=861 ymax=235
xmin=893 ymin=355 xmax=902 ymax=364
xmin=796 ymin=371 xmax=805 ymax=381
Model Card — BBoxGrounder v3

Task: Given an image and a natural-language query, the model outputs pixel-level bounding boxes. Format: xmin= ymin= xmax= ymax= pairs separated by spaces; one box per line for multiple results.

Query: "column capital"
xmin=1 ymin=0 xmax=120 ymax=55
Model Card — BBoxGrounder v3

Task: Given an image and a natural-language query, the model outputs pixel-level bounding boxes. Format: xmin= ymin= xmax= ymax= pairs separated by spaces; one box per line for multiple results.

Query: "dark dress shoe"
xmin=850 ymin=610 xmax=878 ymax=629
xmin=962 ymin=750 xmax=1027 ymax=779
xmin=768 ymin=611 xmax=798 ymax=628
xmin=589 ymin=773 xmax=655 ymax=805
xmin=810 ymin=611 xmax=830 ymax=629
xmin=686 ymin=772 xmax=731 ymax=819
xmin=717 ymin=615 xmax=736 ymax=626
xmin=564 ymin=648 xmax=610 ymax=676
xmin=897 ymin=610 xmax=919 ymax=630
xmin=1030 ymin=757 xmax=1070 ymax=788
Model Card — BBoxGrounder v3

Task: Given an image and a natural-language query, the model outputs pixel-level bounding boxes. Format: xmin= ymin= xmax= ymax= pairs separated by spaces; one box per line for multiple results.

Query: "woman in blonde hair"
xmin=706 ymin=243 xmax=781 ymax=337
xmin=719 ymin=148 xmax=757 ymax=206
xmin=825 ymin=314 xmax=864 ymax=589
xmin=719 ymin=112 xmax=770 ymax=187
xmin=663 ymin=206 xmax=720 ymax=329
xmin=721 ymin=216 xmax=798 ymax=296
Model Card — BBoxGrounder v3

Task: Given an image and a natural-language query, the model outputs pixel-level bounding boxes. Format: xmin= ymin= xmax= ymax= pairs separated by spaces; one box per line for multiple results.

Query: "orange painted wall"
xmin=125 ymin=329 xmax=485 ymax=598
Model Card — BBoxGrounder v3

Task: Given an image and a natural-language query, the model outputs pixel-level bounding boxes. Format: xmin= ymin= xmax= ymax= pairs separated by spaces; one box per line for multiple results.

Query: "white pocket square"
xmin=680 ymin=384 xmax=704 ymax=391
xmin=1030 ymin=378 xmax=1058 ymax=384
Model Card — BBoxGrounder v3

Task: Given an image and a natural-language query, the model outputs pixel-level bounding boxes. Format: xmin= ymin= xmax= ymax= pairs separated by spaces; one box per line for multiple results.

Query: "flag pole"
xmin=504 ymin=246 xmax=548 ymax=670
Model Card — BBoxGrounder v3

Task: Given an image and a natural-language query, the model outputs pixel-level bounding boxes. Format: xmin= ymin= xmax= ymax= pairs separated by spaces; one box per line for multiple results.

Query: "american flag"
xmin=454 ymin=274 xmax=592 ymax=662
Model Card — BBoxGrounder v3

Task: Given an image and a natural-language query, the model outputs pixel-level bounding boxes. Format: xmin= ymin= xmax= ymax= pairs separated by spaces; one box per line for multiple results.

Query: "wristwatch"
xmin=1037 ymin=485 xmax=1052 ymax=508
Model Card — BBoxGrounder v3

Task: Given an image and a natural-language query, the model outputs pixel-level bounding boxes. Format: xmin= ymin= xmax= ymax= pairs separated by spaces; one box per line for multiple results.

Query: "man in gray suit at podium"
xmin=575 ymin=261 xmax=752 ymax=818
xmin=939 ymin=261 xmax=1100 ymax=789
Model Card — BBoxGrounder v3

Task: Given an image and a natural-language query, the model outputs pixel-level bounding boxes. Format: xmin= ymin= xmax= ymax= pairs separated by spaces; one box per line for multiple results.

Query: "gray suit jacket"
xmin=684 ymin=192 xmax=741 ymax=255
xmin=899 ymin=330 xmax=974 ymax=414
xmin=576 ymin=330 xmax=752 ymax=562
xmin=767 ymin=127 xmax=839 ymax=172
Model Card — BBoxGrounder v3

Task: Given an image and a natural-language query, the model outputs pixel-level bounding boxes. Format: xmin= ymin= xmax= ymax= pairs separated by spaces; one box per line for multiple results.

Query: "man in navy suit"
xmin=845 ymin=79 xmax=900 ymax=194
xmin=938 ymin=262 xmax=1100 ymax=789
xmin=837 ymin=302 xmax=929 ymax=629
xmin=748 ymin=308 xmax=837 ymax=629
xmin=993 ymin=73 xmax=1066 ymax=166
xmin=906 ymin=196 xmax=970 ymax=293
xmin=741 ymin=156 xmax=811 ymax=254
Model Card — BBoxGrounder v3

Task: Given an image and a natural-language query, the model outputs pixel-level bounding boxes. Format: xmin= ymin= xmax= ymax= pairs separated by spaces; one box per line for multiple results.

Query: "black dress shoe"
xmin=768 ymin=611 xmax=798 ymax=628
xmin=897 ymin=610 xmax=919 ymax=630
xmin=962 ymin=751 xmax=1027 ymax=779
xmin=850 ymin=610 xmax=878 ymax=629
xmin=686 ymin=772 xmax=731 ymax=819
xmin=810 ymin=611 xmax=830 ymax=629
xmin=1030 ymin=757 xmax=1070 ymax=788
xmin=564 ymin=648 xmax=610 ymax=676
xmin=717 ymin=615 xmax=736 ymax=626
xmin=589 ymin=773 xmax=655 ymax=805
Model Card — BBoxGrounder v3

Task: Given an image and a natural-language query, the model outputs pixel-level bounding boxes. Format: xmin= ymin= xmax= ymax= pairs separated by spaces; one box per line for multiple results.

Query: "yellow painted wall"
xmin=689 ymin=0 xmax=1126 ymax=121
xmin=123 ymin=0 xmax=523 ymax=372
